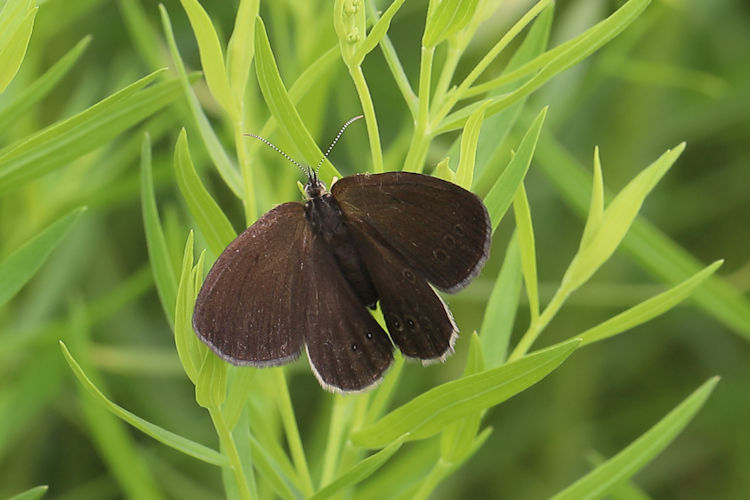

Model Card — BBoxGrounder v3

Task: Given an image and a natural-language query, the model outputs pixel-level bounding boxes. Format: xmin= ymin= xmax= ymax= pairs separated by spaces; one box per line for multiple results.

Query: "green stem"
xmin=320 ymin=395 xmax=350 ymax=486
xmin=432 ymin=42 xmax=461 ymax=107
xmin=349 ymin=64 xmax=384 ymax=173
xmin=431 ymin=0 xmax=552 ymax=127
xmin=507 ymin=284 xmax=571 ymax=362
xmin=413 ymin=458 xmax=452 ymax=500
xmin=403 ymin=45 xmax=434 ymax=173
xmin=273 ymin=368 xmax=314 ymax=496
xmin=366 ymin=0 xmax=417 ymax=118
xmin=209 ymin=406 xmax=253 ymax=500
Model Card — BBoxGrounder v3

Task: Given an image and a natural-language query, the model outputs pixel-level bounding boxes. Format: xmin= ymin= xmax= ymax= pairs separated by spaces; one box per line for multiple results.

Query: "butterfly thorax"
xmin=304 ymin=191 xmax=378 ymax=309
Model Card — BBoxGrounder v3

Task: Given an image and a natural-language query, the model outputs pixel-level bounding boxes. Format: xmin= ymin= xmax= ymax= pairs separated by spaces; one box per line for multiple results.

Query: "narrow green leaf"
xmin=352 ymin=339 xmax=580 ymax=448
xmin=174 ymin=231 xmax=206 ymax=383
xmin=311 ymin=435 xmax=408 ymax=500
xmin=456 ymin=103 xmax=486 ymax=190
xmin=7 ymin=485 xmax=48 ymax=500
xmin=0 ymin=35 xmax=90 ymax=126
xmin=550 ymin=377 xmax=719 ymax=500
xmin=513 ymin=183 xmax=539 ymax=321
xmin=160 ymin=6 xmax=243 ymax=198
xmin=246 ymin=431 xmax=302 ymax=500
xmin=254 ymin=16 xmax=340 ymax=181
xmin=536 ymin=132 xmax=750 ymax=339
xmin=423 ymin=0 xmax=479 ymax=47
xmin=174 ymin=129 xmax=237 ymax=256
xmin=0 ymin=6 xmax=36 ymax=93
xmin=480 ymin=233 xmax=522 ymax=367
xmin=0 ymin=70 xmax=182 ymax=193
xmin=226 ymin=0 xmax=259 ymax=100
xmin=432 ymin=156 xmax=456 ymax=183
xmin=484 ymin=106 xmax=547 ymax=233
xmin=350 ymin=0 xmax=407 ymax=65
xmin=562 ymin=144 xmax=685 ymax=294
xmin=440 ymin=333 xmax=484 ymax=463
xmin=0 ymin=207 xmax=85 ymax=306
xmin=195 ymin=352 xmax=227 ymax=409
xmin=437 ymin=0 xmax=651 ymax=133
xmin=578 ymin=260 xmax=723 ymax=346
xmin=178 ymin=0 xmax=235 ymax=115
xmin=469 ymin=3 xmax=553 ymax=194
xmin=580 ymin=146 xmax=604 ymax=249
xmin=140 ymin=134 xmax=177 ymax=327
xmin=59 ymin=341 xmax=228 ymax=467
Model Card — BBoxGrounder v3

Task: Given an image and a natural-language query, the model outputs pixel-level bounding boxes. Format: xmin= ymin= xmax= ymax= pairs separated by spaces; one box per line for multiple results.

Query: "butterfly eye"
xmin=405 ymin=316 xmax=417 ymax=330
xmin=351 ymin=343 xmax=358 ymax=352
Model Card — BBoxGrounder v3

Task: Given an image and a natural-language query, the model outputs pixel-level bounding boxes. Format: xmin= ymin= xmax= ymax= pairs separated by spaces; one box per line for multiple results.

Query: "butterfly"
xmin=193 ymin=120 xmax=491 ymax=393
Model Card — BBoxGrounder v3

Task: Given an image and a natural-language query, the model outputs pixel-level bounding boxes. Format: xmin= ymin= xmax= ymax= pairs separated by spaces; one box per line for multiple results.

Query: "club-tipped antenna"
xmin=315 ymin=114 xmax=364 ymax=174
xmin=244 ymin=133 xmax=310 ymax=177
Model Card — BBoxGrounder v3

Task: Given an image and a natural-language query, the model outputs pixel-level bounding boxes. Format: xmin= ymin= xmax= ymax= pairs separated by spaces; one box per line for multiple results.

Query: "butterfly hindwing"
xmin=193 ymin=202 xmax=308 ymax=366
xmin=301 ymin=225 xmax=394 ymax=392
xmin=332 ymin=172 xmax=491 ymax=293
xmin=347 ymin=219 xmax=458 ymax=362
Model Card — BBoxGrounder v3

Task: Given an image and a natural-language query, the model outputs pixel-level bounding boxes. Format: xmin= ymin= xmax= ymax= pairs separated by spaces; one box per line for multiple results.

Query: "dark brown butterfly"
xmin=193 ymin=124 xmax=491 ymax=393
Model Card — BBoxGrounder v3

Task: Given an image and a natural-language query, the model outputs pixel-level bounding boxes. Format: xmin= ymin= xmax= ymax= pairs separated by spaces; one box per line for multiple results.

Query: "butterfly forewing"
xmin=332 ymin=172 xmax=491 ymax=293
xmin=348 ymin=222 xmax=457 ymax=362
xmin=193 ymin=202 xmax=308 ymax=366
xmin=301 ymin=225 xmax=394 ymax=392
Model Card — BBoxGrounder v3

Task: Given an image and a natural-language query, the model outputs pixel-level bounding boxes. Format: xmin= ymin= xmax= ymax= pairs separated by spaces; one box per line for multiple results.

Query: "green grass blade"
xmin=0 ymin=207 xmax=85 ymax=306
xmin=350 ymin=0 xmax=406 ymax=65
xmin=578 ymin=260 xmax=723 ymax=346
xmin=580 ymin=146 xmax=604 ymax=249
xmin=6 ymin=485 xmax=48 ymax=500
xmin=455 ymin=103 xmax=485 ymax=190
xmin=174 ymin=129 xmax=237 ymax=257
xmin=178 ymin=0 xmax=235 ymax=116
xmin=0 ymin=6 xmax=36 ymax=93
xmin=140 ymin=134 xmax=177 ymax=327
xmin=59 ymin=341 xmax=228 ymax=467
xmin=159 ymin=5 xmax=243 ymax=199
xmin=437 ymin=0 xmax=651 ymax=133
xmin=484 ymin=106 xmax=546 ymax=233
xmin=311 ymin=435 xmax=407 ymax=500
xmin=254 ymin=16 xmax=340 ymax=181
xmin=550 ymin=377 xmax=719 ymax=500
xmin=351 ymin=338 xmax=581 ymax=448
xmin=0 ymin=70 xmax=183 ymax=193
xmin=226 ymin=0 xmax=259 ymax=99
xmin=480 ymin=233 xmax=522 ymax=367
xmin=174 ymin=231 xmax=206 ymax=383
xmin=536 ymin=133 xmax=750 ymax=339
xmin=513 ymin=182 xmax=540 ymax=322
xmin=0 ymin=36 xmax=90 ymax=126
xmin=561 ymin=144 xmax=685 ymax=293
xmin=423 ymin=0 xmax=479 ymax=47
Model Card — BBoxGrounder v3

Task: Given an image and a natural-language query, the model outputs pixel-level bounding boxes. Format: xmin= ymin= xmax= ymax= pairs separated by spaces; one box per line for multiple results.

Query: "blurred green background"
xmin=0 ymin=0 xmax=748 ymax=498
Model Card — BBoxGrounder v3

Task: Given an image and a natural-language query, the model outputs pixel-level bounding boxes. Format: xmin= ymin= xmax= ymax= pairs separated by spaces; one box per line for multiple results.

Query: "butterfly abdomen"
xmin=304 ymin=194 xmax=378 ymax=308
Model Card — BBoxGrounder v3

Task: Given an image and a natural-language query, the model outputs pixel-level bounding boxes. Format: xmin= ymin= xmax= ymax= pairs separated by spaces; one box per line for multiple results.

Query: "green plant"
xmin=2 ymin=0 xmax=748 ymax=498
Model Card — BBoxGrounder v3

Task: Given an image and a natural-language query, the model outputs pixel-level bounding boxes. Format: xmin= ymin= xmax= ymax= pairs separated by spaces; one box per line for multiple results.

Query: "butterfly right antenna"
xmin=315 ymin=115 xmax=364 ymax=176
xmin=244 ymin=133 xmax=311 ymax=178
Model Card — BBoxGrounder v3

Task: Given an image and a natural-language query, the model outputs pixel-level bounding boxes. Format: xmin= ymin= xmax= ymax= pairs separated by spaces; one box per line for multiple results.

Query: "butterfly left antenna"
xmin=244 ymin=133 xmax=310 ymax=177
xmin=315 ymin=115 xmax=364 ymax=175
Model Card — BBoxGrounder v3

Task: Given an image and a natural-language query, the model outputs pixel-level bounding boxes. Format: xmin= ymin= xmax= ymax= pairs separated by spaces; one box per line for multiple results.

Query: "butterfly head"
xmin=304 ymin=170 xmax=327 ymax=199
